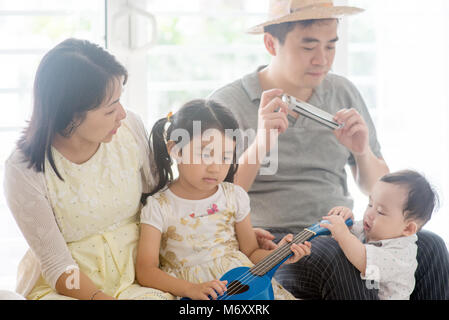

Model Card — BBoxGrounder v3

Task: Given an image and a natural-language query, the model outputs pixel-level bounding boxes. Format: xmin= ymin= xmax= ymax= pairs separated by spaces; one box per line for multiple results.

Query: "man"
xmin=209 ymin=0 xmax=449 ymax=299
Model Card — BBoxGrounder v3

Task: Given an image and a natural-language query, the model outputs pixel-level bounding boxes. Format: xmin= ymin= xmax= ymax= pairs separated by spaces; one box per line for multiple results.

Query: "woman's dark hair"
xmin=18 ymin=38 xmax=128 ymax=180
xmin=264 ymin=18 xmax=338 ymax=45
xmin=380 ymin=170 xmax=439 ymax=228
xmin=148 ymin=99 xmax=240 ymax=197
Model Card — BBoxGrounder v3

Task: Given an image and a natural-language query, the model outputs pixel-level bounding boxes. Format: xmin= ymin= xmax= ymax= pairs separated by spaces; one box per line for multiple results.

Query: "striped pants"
xmin=269 ymin=229 xmax=449 ymax=300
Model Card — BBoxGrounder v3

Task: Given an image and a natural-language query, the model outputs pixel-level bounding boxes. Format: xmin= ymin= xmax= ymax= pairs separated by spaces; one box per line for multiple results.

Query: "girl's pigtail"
xmin=149 ymin=117 xmax=174 ymax=196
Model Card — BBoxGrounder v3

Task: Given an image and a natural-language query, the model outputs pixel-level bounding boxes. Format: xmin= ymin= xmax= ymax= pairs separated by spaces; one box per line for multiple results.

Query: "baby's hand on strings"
xmin=278 ymin=234 xmax=311 ymax=264
xmin=327 ymin=206 xmax=354 ymax=224
xmin=320 ymin=215 xmax=351 ymax=242
xmin=188 ymin=280 xmax=228 ymax=300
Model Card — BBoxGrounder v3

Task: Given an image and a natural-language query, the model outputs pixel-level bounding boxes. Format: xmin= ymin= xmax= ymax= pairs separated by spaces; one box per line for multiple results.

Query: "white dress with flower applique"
xmin=140 ymin=182 xmax=296 ymax=300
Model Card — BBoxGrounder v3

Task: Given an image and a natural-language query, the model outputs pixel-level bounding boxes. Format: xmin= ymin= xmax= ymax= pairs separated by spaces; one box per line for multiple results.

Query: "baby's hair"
xmin=380 ymin=170 xmax=439 ymax=229
xmin=148 ymin=99 xmax=240 ymax=197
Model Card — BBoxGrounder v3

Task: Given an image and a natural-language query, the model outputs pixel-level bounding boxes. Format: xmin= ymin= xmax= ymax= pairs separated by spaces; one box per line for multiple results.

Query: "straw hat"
xmin=248 ymin=0 xmax=364 ymax=34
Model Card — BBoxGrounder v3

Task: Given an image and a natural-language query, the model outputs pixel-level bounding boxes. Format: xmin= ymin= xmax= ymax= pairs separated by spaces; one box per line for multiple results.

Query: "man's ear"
xmin=402 ymin=220 xmax=418 ymax=237
xmin=263 ymin=33 xmax=278 ymax=56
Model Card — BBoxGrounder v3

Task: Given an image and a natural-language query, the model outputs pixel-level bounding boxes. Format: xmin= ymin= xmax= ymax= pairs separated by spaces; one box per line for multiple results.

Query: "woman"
xmin=4 ymin=38 xmax=174 ymax=300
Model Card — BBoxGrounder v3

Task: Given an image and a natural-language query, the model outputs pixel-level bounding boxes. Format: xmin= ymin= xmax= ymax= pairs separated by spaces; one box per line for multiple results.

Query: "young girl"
xmin=136 ymin=99 xmax=311 ymax=300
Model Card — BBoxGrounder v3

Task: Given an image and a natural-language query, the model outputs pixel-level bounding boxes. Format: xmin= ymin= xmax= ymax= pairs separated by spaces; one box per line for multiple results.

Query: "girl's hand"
xmin=187 ymin=280 xmax=228 ymax=300
xmin=278 ymin=234 xmax=311 ymax=264
xmin=320 ymin=215 xmax=351 ymax=242
xmin=327 ymin=206 xmax=354 ymax=223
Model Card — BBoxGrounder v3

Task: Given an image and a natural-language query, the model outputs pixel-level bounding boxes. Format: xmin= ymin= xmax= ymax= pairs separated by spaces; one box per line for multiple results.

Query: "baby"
xmin=321 ymin=170 xmax=438 ymax=300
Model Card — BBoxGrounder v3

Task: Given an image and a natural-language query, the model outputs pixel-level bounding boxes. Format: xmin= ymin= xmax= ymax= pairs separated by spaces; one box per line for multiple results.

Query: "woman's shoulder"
xmin=5 ymin=147 xmax=39 ymax=178
xmin=4 ymin=147 xmax=47 ymax=195
xmin=5 ymin=147 xmax=27 ymax=167
xmin=123 ymin=109 xmax=148 ymax=138
xmin=120 ymin=109 xmax=148 ymax=147
xmin=121 ymin=109 xmax=157 ymax=190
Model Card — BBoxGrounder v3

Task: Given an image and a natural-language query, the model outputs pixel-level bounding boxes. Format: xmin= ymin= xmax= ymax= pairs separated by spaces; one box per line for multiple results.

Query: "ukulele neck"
xmin=249 ymin=228 xmax=316 ymax=277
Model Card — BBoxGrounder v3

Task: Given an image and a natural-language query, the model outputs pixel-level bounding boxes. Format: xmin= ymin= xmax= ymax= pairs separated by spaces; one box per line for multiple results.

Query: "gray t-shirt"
xmin=209 ymin=66 xmax=383 ymax=234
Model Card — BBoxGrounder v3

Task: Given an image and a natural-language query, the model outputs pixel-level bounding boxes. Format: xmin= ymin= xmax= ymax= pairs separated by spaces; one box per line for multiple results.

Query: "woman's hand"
xmin=278 ymin=234 xmax=311 ymax=264
xmin=187 ymin=280 xmax=228 ymax=300
xmin=254 ymin=228 xmax=277 ymax=250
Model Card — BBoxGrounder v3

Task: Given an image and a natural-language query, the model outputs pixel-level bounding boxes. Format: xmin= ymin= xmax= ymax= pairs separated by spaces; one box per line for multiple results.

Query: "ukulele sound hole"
xmin=227 ymin=280 xmax=250 ymax=296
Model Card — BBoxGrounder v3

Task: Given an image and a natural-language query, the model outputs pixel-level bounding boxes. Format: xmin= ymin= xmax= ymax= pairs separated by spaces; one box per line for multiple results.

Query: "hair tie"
xmin=164 ymin=112 xmax=174 ymax=143
xmin=167 ymin=111 xmax=173 ymax=123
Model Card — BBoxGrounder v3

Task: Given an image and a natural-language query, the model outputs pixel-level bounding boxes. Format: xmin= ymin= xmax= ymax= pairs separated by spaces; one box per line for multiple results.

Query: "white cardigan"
xmin=3 ymin=110 xmax=155 ymax=297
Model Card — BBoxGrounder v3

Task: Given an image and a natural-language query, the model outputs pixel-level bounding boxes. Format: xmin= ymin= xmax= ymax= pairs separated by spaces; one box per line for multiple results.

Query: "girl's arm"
xmin=136 ymin=224 xmax=227 ymax=300
xmin=235 ymin=215 xmax=270 ymax=263
xmin=136 ymin=224 xmax=194 ymax=297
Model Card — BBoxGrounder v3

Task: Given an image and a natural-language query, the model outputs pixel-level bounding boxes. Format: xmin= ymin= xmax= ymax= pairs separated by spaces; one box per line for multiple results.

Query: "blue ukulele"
xmin=182 ymin=218 xmax=353 ymax=300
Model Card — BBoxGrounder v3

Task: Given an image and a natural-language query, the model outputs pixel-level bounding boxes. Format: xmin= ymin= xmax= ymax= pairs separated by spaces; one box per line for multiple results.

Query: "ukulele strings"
xmin=253 ymin=230 xmax=315 ymax=275
xmin=225 ymin=231 xmax=311 ymax=292
xmin=219 ymin=230 xmax=314 ymax=300
xmin=252 ymin=230 xmax=313 ymax=275
xmin=220 ymin=231 xmax=311 ymax=300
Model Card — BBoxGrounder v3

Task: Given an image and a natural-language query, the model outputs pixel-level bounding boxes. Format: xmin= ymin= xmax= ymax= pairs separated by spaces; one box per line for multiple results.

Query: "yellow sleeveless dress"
xmin=27 ymin=123 xmax=174 ymax=300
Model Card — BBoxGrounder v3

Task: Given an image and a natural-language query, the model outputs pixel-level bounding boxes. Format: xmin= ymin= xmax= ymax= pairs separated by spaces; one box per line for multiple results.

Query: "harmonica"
xmin=282 ymin=94 xmax=343 ymax=130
